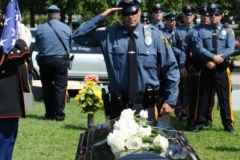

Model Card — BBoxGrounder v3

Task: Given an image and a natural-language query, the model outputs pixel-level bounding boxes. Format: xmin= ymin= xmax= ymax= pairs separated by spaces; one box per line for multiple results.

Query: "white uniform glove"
xmin=18 ymin=23 xmax=32 ymax=48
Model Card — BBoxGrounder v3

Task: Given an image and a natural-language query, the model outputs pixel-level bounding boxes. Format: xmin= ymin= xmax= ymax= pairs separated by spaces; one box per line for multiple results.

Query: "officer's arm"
xmin=195 ymin=33 xmax=214 ymax=61
xmin=171 ymin=29 xmax=184 ymax=58
xmin=159 ymin=41 xmax=180 ymax=106
xmin=221 ymin=28 xmax=235 ymax=59
xmin=72 ymin=14 xmax=106 ymax=47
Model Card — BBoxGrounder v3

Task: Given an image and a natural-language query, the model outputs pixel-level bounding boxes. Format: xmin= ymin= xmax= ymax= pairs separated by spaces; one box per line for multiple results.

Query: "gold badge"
xmin=187 ymin=5 xmax=191 ymax=10
xmin=161 ymin=35 xmax=170 ymax=46
xmin=230 ymin=29 xmax=235 ymax=37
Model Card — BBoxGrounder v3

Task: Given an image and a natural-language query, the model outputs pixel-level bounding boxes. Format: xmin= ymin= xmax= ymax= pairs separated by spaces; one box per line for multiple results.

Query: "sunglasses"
xmin=121 ymin=9 xmax=139 ymax=16
xmin=210 ymin=13 xmax=221 ymax=17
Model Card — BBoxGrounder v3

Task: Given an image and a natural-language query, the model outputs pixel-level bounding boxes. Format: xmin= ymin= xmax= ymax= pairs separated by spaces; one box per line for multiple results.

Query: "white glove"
xmin=18 ymin=23 xmax=32 ymax=48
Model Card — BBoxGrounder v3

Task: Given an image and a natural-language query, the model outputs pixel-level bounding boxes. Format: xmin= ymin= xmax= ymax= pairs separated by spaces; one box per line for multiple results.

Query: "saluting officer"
xmin=36 ymin=5 xmax=72 ymax=121
xmin=172 ymin=5 xmax=196 ymax=122
xmin=150 ymin=4 xmax=165 ymax=30
xmin=191 ymin=3 xmax=235 ymax=133
xmin=72 ymin=0 xmax=180 ymax=120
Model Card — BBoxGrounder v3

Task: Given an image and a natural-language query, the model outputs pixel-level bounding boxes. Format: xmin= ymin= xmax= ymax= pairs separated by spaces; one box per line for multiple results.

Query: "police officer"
xmin=176 ymin=14 xmax=184 ymax=26
xmin=0 ymin=15 xmax=32 ymax=160
xmin=162 ymin=11 xmax=177 ymax=44
xmin=172 ymin=5 xmax=196 ymax=122
xmin=72 ymin=0 xmax=180 ymax=120
xmin=191 ymin=3 xmax=235 ymax=132
xmin=141 ymin=12 xmax=151 ymax=25
xmin=36 ymin=5 xmax=72 ymax=121
xmin=183 ymin=5 xmax=216 ymax=130
xmin=150 ymin=4 xmax=165 ymax=30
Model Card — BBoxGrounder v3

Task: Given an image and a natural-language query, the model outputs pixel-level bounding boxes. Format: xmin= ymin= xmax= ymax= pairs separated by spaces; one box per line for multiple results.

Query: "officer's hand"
xmin=213 ymin=54 xmax=224 ymax=64
xmin=206 ymin=61 xmax=216 ymax=69
xmin=180 ymin=67 xmax=187 ymax=79
xmin=101 ymin=8 xmax=122 ymax=21
xmin=18 ymin=23 xmax=32 ymax=48
xmin=159 ymin=103 xmax=175 ymax=115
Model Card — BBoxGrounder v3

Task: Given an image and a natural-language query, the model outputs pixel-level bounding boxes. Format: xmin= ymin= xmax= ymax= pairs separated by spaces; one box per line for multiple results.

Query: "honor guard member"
xmin=141 ymin=12 xmax=151 ymax=25
xmin=183 ymin=5 xmax=215 ymax=130
xmin=150 ymin=4 xmax=166 ymax=30
xmin=72 ymin=0 xmax=180 ymax=120
xmin=0 ymin=10 xmax=32 ymax=159
xmin=191 ymin=3 xmax=235 ymax=133
xmin=162 ymin=11 xmax=177 ymax=44
xmin=172 ymin=4 xmax=196 ymax=122
xmin=36 ymin=5 xmax=72 ymax=121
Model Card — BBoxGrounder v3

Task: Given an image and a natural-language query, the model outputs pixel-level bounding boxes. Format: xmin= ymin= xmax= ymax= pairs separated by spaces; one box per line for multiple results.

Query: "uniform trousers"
xmin=0 ymin=118 xmax=19 ymax=160
xmin=38 ymin=58 xmax=68 ymax=120
xmin=194 ymin=65 xmax=234 ymax=130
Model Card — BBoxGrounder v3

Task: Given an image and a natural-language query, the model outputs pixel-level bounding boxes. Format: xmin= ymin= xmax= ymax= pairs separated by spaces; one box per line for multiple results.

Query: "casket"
xmin=75 ymin=121 xmax=200 ymax=160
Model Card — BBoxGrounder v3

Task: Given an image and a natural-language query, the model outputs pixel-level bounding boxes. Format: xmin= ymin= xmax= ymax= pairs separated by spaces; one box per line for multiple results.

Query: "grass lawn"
xmin=13 ymin=99 xmax=240 ymax=160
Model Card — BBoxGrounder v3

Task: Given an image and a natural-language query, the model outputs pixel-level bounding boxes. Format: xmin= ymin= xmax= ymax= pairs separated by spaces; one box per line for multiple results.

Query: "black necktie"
xmin=212 ymin=27 xmax=217 ymax=54
xmin=158 ymin=25 xmax=161 ymax=30
xmin=128 ymin=32 xmax=138 ymax=102
xmin=186 ymin=27 xmax=190 ymax=33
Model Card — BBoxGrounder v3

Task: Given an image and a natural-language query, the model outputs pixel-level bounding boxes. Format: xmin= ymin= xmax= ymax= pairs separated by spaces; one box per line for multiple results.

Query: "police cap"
xmin=177 ymin=14 xmax=184 ymax=23
xmin=207 ymin=3 xmax=223 ymax=15
xmin=151 ymin=4 xmax=165 ymax=13
xmin=182 ymin=5 xmax=196 ymax=15
xmin=116 ymin=0 xmax=141 ymax=14
xmin=199 ymin=5 xmax=209 ymax=16
xmin=163 ymin=11 xmax=177 ymax=21
xmin=141 ymin=12 xmax=150 ymax=21
xmin=47 ymin=5 xmax=60 ymax=13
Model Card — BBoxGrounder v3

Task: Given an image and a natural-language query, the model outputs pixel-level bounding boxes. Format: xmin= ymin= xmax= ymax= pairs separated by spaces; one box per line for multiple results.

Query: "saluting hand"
xmin=159 ymin=103 xmax=175 ymax=115
xmin=101 ymin=8 xmax=122 ymax=21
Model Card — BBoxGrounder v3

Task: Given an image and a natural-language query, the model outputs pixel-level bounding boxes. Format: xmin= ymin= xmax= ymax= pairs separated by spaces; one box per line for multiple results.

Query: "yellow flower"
xmin=75 ymin=74 xmax=103 ymax=115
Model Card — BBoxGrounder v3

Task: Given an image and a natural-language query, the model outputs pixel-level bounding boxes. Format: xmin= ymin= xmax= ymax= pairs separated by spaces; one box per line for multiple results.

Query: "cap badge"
xmin=211 ymin=4 xmax=216 ymax=9
xmin=187 ymin=5 xmax=191 ymax=10
xmin=156 ymin=4 xmax=161 ymax=7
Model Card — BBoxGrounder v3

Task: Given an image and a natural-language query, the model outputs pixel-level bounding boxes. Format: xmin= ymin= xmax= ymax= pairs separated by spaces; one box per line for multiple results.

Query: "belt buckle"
xmin=128 ymin=99 xmax=134 ymax=104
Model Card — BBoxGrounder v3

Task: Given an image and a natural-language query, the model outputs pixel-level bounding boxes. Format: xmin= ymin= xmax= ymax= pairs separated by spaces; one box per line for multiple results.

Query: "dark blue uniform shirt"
xmin=194 ymin=24 xmax=235 ymax=62
xmin=72 ymin=14 xmax=180 ymax=105
xmin=36 ymin=18 xmax=72 ymax=56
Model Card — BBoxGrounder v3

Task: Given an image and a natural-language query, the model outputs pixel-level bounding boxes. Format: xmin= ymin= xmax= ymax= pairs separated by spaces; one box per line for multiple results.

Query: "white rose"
xmin=153 ymin=134 xmax=169 ymax=152
xmin=120 ymin=109 xmax=135 ymax=120
xmin=107 ymin=130 xmax=125 ymax=154
xmin=139 ymin=110 xmax=148 ymax=119
xmin=137 ymin=125 xmax=152 ymax=137
xmin=126 ymin=136 xmax=142 ymax=150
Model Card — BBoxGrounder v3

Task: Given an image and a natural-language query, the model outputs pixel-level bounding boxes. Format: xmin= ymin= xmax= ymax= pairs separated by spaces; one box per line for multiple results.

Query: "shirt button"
xmin=1 ymin=70 xmax=5 ymax=74
xmin=17 ymin=50 xmax=20 ymax=53
xmin=25 ymin=47 xmax=27 ymax=50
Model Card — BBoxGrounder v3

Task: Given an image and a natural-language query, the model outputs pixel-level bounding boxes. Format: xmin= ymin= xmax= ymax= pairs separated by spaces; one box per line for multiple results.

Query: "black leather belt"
xmin=38 ymin=55 xmax=68 ymax=60
xmin=128 ymin=95 xmax=144 ymax=104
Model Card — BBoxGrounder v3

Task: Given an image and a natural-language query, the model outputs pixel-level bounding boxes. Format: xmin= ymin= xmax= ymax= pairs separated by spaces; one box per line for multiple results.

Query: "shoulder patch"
xmin=230 ymin=29 xmax=235 ymax=37
xmin=161 ymin=35 xmax=170 ymax=46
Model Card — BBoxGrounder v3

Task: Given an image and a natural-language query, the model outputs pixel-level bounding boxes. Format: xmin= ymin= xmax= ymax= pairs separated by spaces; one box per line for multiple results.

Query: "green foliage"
xmin=12 ymin=98 xmax=240 ymax=159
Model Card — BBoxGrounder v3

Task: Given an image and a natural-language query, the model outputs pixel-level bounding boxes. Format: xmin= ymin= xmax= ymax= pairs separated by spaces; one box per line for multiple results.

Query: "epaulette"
xmin=7 ymin=39 xmax=29 ymax=60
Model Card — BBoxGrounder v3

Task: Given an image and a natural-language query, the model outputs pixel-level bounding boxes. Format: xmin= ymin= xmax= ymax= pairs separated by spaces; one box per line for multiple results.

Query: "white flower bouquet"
xmin=107 ymin=109 xmax=171 ymax=158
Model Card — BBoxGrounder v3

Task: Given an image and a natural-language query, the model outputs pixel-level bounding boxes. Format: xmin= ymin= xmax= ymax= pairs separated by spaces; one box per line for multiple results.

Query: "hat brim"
xmin=183 ymin=12 xmax=194 ymax=16
xmin=152 ymin=9 xmax=163 ymax=13
xmin=122 ymin=4 xmax=139 ymax=13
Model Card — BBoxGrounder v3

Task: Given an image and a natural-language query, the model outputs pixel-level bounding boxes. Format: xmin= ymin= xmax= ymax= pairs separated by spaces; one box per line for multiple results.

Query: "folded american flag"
xmin=0 ymin=0 xmax=21 ymax=54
